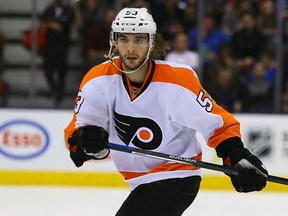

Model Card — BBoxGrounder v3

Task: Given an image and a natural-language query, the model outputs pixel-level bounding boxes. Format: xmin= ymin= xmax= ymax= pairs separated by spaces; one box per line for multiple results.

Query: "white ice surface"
xmin=0 ymin=186 xmax=287 ymax=216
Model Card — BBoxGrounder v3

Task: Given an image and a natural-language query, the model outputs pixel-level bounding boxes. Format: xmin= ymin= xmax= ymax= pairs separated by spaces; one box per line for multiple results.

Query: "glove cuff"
xmin=70 ymin=145 xmax=95 ymax=167
xmin=216 ymin=137 xmax=244 ymax=159
xmin=223 ymin=147 xmax=252 ymax=167
xmin=84 ymin=148 xmax=110 ymax=159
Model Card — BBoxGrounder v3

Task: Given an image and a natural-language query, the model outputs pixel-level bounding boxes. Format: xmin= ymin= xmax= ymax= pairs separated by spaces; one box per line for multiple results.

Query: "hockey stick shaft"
xmin=108 ymin=143 xmax=288 ymax=186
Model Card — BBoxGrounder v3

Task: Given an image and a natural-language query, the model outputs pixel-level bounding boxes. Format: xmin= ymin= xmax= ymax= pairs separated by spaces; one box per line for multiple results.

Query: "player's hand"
xmin=77 ymin=125 xmax=110 ymax=159
xmin=224 ymin=148 xmax=268 ymax=192
xmin=68 ymin=125 xmax=110 ymax=167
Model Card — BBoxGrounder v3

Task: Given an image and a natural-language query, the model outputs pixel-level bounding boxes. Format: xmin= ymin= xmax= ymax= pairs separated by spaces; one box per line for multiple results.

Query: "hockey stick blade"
xmin=108 ymin=142 xmax=288 ymax=186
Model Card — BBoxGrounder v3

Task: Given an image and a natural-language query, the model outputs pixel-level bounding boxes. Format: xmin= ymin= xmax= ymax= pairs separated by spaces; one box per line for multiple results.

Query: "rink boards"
xmin=0 ymin=109 xmax=287 ymax=192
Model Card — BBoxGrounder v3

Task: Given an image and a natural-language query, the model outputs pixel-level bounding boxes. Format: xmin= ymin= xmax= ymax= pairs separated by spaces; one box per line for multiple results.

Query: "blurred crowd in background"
xmin=0 ymin=0 xmax=288 ymax=113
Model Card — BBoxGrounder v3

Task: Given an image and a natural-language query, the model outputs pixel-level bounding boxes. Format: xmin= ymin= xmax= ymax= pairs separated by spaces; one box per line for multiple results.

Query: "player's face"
xmin=116 ymin=33 xmax=150 ymax=71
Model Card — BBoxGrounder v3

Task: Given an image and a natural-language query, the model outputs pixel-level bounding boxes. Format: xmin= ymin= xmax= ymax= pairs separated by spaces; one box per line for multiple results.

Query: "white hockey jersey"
xmin=64 ymin=57 xmax=241 ymax=190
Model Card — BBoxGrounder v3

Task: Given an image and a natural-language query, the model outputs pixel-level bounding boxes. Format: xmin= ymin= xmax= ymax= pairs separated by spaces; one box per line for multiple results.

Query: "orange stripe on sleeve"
xmin=64 ymin=113 xmax=77 ymax=150
xmin=208 ymin=104 xmax=241 ymax=148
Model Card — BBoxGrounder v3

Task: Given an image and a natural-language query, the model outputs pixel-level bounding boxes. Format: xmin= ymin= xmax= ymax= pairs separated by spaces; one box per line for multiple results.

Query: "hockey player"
xmin=64 ymin=7 xmax=268 ymax=216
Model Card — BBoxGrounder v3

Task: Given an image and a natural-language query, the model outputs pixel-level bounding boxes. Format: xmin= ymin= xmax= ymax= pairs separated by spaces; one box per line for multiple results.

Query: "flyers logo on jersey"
xmin=114 ymin=111 xmax=163 ymax=150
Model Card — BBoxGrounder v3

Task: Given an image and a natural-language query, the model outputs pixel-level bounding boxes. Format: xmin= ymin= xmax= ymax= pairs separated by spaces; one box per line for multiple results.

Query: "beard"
xmin=119 ymin=53 xmax=147 ymax=72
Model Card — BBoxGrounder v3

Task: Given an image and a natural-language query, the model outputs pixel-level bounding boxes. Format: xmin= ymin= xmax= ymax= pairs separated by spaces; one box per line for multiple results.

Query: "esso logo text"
xmin=0 ymin=120 xmax=50 ymax=159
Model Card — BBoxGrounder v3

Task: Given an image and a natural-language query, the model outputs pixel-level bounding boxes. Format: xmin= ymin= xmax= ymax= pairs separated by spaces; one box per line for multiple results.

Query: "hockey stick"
xmin=108 ymin=142 xmax=288 ymax=186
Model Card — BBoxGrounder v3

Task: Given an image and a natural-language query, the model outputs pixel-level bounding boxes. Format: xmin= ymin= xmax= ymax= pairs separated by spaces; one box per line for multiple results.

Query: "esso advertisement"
xmin=0 ymin=120 xmax=50 ymax=160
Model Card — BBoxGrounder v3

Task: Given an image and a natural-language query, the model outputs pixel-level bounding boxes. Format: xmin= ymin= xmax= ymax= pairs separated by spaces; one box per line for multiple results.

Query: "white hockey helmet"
xmin=110 ymin=7 xmax=157 ymax=46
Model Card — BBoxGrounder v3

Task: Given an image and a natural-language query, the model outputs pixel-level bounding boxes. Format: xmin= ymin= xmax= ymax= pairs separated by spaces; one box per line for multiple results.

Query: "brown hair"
xmin=150 ymin=33 xmax=170 ymax=60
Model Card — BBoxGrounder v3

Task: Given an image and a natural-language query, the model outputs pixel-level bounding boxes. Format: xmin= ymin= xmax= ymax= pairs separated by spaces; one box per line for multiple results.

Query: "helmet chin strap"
xmin=104 ymin=44 xmax=153 ymax=74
